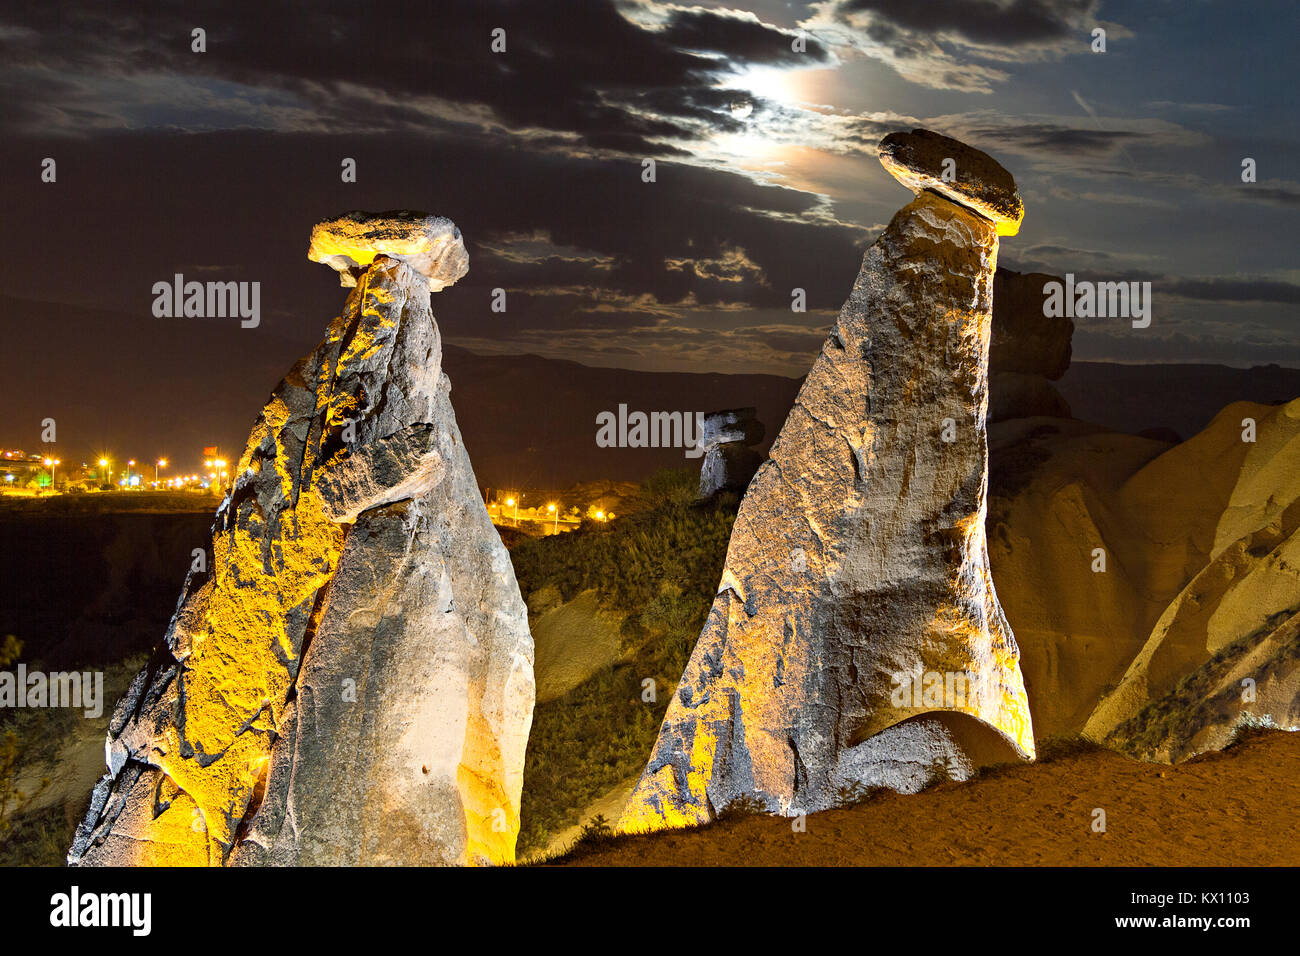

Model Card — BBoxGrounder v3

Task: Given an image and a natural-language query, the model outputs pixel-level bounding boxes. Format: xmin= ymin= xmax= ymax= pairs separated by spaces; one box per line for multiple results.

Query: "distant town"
xmin=0 ymin=447 xmax=623 ymax=538
xmin=1 ymin=448 xmax=228 ymax=495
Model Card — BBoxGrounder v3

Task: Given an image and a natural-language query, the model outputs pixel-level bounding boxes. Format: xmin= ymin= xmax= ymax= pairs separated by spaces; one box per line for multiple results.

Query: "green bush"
xmin=514 ymin=468 xmax=738 ymax=855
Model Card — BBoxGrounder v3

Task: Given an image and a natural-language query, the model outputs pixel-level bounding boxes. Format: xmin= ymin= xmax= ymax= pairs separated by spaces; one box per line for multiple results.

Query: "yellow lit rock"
xmin=620 ymin=135 xmax=1035 ymax=834
xmin=70 ymin=215 xmax=534 ymax=867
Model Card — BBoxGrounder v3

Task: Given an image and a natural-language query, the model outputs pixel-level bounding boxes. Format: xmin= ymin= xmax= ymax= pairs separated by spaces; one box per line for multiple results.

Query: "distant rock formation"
xmin=987 ymin=399 xmax=1300 ymax=760
xmin=697 ymin=407 xmax=764 ymax=500
xmin=69 ymin=212 xmax=534 ymax=867
xmin=619 ymin=130 xmax=1036 ymax=832
xmin=989 ymin=268 xmax=1073 ymax=422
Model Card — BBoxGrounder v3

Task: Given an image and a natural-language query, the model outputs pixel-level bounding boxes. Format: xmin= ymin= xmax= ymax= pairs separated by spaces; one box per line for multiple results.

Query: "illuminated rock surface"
xmin=69 ymin=214 xmax=533 ymax=866
xmin=878 ymin=128 xmax=1024 ymax=236
xmin=988 ymin=400 xmax=1300 ymax=760
xmin=620 ymin=133 xmax=1035 ymax=832
xmin=308 ymin=210 xmax=469 ymax=292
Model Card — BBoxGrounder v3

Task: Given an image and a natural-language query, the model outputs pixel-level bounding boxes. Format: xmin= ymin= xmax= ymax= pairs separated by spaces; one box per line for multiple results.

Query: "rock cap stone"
xmin=878 ymin=129 xmax=1024 ymax=236
xmin=309 ymin=210 xmax=469 ymax=291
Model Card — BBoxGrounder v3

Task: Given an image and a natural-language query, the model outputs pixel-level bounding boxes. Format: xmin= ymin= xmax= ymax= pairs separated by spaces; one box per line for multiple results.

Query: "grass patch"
xmin=514 ymin=468 xmax=736 ymax=855
xmin=1034 ymin=734 xmax=1111 ymax=763
xmin=1109 ymin=613 xmax=1298 ymax=760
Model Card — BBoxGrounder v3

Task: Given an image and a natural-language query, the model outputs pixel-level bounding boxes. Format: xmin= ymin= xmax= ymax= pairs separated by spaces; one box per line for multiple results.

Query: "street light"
xmin=547 ymin=503 xmax=558 ymax=534
xmin=43 ymin=457 xmax=60 ymax=488
xmin=595 ymin=510 xmax=605 ymax=522
xmin=156 ymin=458 xmax=167 ymax=484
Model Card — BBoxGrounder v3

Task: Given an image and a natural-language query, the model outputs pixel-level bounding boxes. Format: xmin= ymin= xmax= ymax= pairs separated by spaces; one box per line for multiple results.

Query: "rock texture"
xmin=989 ymin=370 xmax=1072 ymax=421
xmin=878 ymin=129 xmax=1024 ymax=236
xmin=619 ymin=133 xmax=1035 ymax=833
xmin=308 ymin=210 xmax=470 ymax=291
xmin=69 ymin=213 xmax=534 ymax=867
xmin=986 ymin=400 xmax=1300 ymax=761
xmin=990 ymin=268 xmax=1073 ymax=380
xmin=697 ymin=407 xmax=765 ymax=500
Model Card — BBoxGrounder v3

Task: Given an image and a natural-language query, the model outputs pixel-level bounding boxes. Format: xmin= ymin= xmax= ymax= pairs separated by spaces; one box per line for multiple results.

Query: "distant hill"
xmin=4 ymin=294 xmax=1299 ymax=488
xmin=0 ymin=295 xmax=801 ymax=489
xmin=441 ymin=344 xmax=800 ymax=488
xmin=1059 ymin=362 xmax=1300 ymax=440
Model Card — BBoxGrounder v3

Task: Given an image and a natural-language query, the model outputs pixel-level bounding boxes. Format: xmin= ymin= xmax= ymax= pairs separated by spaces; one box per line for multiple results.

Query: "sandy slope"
xmin=549 ymin=729 xmax=1300 ymax=866
xmin=989 ymin=400 xmax=1300 ymax=755
xmin=529 ymin=589 xmax=627 ymax=704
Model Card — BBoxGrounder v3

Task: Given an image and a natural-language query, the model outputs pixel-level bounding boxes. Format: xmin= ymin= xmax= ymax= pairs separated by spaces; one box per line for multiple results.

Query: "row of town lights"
xmin=0 ymin=454 xmax=232 ymax=492
xmin=91 ymin=456 xmax=224 ymax=489
xmin=498 ymin=494 xmax=606 ymax=531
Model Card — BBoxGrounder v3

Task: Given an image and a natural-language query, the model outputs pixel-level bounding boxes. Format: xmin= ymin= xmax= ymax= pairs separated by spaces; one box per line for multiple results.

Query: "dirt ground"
xmin=548 ymin=729 xmax=1300 ymax=866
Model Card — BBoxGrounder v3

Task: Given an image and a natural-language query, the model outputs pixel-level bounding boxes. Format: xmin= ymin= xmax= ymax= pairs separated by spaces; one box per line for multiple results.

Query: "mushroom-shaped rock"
xmin=308 ymin=210 xmax=470 ymax=291
xmin=70 ymin=214 xmax=534 ymax=868
xmin=619 ymin=133 xmax=1034 ymax=834
xmin=878 ymin=129 xmax=1024 ymax=236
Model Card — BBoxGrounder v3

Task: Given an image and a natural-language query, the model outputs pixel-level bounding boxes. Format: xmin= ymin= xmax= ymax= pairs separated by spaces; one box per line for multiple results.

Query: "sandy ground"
xmin=548 ymin=730 xmax=1300 ymax=866
xmin=530 ymin=589 xmax=627 ymax=704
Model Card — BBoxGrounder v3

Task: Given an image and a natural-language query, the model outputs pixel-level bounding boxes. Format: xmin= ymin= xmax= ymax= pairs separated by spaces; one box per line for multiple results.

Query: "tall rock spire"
xmin=70 ymin=212 xmax=535 ymax=866
xmin=620 ymin=131 xmax=1035 ymax=832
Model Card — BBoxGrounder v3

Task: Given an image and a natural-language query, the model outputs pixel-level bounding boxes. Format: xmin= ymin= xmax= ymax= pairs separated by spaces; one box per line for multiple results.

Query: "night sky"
xmin=1 ymin=0 xmax=1296 ymax=462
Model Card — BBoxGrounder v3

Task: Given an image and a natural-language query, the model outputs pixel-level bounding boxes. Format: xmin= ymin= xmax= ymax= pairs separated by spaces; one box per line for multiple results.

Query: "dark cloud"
xmin=0 ymin=0 xmax=820 ymax=157
xmin=1166 ymin=279 xmax=1300 ymax=305
xmin=658 ymin=8 xmax=831 ymax=65
xmin=834 ymin=0 xmax=1096 ymax=47
xmin=0 ymin=126 xmax=864 ymax=351
xmin=963 ymin=123 xmax=1145 ymax=155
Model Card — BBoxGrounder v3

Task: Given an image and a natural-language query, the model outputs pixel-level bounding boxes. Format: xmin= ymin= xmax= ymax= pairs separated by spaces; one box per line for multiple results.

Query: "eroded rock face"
xmin=988 ymin=398 xmax=1300 ymax=760
xmin=69 ymin=214 xmax=533 ymax=867
xmin=991 ymin=268 xmax=1072 ymax=380
xmin=619 ymin=134 xmax=1035 ymax=832
xmin=697 ymin=407 xmax=765 ymax=500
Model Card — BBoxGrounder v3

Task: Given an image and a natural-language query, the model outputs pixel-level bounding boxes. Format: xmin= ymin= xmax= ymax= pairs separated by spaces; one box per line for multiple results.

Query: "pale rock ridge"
xmin=619 ymin=134 xmax=1035 ymax=833
xmin=1079 ymin=398 xmax=1300 ymax=760
xmin=69 ymin=213 xmax=533 ymax=866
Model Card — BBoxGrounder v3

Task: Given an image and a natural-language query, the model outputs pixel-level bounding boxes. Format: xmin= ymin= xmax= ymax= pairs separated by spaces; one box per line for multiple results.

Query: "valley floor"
xmin=547 ymin=729 xmax=1300 ymax=866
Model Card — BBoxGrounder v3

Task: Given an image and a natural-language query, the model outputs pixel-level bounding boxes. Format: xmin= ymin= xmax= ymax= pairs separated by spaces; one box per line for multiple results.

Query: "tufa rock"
xmin=70 ymin=212 xmax=534 ymax=867
xmin=878 ymin=129 xmax=1024 ymax=236
xmin=989 ymin=371 xmax=1072 ymax=422
xmin=988 ymin=398 xmax=1300 ymax=759
xmin=308 ymin=210 xmax=469 ymax=291
xmin=619 ymin=134 xmax=1035 ymax=833
xmin=991 ymin=268 xmax=1073 ymax=380
xmin=697 ymin=407 xmax=765 ymax=500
